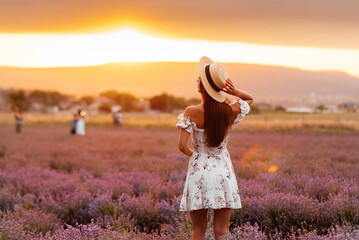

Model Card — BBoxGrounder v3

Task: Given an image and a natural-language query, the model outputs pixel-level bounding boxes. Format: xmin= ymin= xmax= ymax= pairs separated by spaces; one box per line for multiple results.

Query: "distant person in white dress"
xmin=176 ymin=57 xmax=253 ymax=240
xmin=113 ymin=110 xmax=123 ymax=126
xmin=76 ymin=110 xmax=86 ymax=135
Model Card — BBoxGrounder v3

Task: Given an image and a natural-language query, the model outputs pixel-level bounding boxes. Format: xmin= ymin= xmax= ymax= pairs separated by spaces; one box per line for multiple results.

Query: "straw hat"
xmin=199 ymin=56 xmax=228 ymax=102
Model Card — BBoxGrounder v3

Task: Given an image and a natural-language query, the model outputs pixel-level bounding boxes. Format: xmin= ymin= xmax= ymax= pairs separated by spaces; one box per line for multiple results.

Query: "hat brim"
xmin=199 ymin=56 xmax=227 ymax=102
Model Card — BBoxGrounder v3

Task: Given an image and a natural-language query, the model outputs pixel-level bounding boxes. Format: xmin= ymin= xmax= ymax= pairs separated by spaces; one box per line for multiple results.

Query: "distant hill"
xmin=0 ymin=62 xmax=358 ymax=107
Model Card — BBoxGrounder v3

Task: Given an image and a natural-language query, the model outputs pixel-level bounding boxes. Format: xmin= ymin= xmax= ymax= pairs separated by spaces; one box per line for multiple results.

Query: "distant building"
xmin=338 ymin=102 xmax=358 ymax=112
xmin=62 ymin=99 xmax=87 ymax=114
xmin=314 ymin=108 xmax=334 ymax=114
xmin=29 ymin=102 xmax=45 ymax=112
xmin=324 ymin=104 xmax=340 ymax=113
xmin=286 ymin=107 xmax=314 ymax=113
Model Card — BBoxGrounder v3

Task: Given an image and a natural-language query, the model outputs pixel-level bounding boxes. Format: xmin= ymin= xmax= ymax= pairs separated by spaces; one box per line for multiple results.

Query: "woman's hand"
xmin=222 ymin=78 xmax=238 ymax=96
xmin=223 ymin=78 xmax=254 ymax=104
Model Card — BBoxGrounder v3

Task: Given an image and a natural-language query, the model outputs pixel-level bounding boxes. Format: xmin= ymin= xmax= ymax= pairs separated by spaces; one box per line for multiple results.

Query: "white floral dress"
xmin=176 ymin=99 xmax=250 ymax=212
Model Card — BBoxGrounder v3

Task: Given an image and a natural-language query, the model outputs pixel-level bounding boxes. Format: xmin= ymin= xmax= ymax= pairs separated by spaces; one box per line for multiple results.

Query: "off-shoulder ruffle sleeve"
xmin=233 ymin=99 xmax=251 ymax=124
xmin=176 ymin=113 xmax=193 ymax=133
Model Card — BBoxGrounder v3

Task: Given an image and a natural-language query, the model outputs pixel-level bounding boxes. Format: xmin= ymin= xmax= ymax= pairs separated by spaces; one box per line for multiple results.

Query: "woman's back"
xmin=177 ymin=113 xmax=229 ymax=155
xmin=177 ymin=99 xmax=250 ymax=154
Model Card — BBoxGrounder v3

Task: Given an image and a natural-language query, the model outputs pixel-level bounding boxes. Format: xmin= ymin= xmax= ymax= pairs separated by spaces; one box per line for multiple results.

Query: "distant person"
xmin=13 ymin=107 xmax=23 ymax=133
xmin=113 ymin=110 xmax=123 ymax=126
xmin=76 ymin=110 xmax=86 ymax=135
xmin=176 ymin=57 xmax=253 ymax=240
xmin=70 ymin=113 xmax=79 ymax=134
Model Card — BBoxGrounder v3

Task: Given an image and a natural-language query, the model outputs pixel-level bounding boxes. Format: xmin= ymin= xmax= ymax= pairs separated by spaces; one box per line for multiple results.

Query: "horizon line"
xmin=0 ymin=61 xmax=357 ymax=79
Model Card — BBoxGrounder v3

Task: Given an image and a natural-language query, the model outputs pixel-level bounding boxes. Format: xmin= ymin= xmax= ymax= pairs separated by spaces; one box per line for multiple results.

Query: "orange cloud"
xmin=0 ymin=0 xmax=358 ymax=49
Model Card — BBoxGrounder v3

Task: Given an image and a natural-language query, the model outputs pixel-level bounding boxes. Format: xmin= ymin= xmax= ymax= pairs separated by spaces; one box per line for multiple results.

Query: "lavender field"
xmin=0 ymin=126 xmax=358 ymax=239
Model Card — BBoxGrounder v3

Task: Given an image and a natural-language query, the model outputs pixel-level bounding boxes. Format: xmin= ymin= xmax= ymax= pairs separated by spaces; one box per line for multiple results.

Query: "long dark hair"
xmin=200 ymin=81 xmax=232 ymax=147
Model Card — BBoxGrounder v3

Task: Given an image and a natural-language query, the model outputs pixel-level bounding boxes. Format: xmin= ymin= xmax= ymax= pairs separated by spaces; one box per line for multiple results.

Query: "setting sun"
xmin=1 ymin=28 xmax=359 ymax=77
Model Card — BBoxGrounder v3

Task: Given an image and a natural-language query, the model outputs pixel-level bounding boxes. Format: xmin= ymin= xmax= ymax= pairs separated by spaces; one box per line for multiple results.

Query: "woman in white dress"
xmin=176 ymin=57 xmax=253 ymax=240
xmin=76 ymin=110 xmax=86 ymax=136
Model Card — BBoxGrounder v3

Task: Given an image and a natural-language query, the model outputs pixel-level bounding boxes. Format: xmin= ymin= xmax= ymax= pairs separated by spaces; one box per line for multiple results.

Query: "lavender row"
xmin=0 ymin=166 xmax=358 ymax=236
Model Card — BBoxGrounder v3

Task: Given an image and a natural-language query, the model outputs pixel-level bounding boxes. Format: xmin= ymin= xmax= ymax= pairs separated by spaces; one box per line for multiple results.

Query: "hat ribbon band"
xmin=205 ymin=65 xmax=222 ymax=92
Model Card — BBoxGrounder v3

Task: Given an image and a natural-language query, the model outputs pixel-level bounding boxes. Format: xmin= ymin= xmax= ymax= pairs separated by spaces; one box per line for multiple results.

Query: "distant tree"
xmin=28 ymin=90 xmax=67 ymax=108
xmin=99 ymin=90 xmax=137 ymax=112
xmin=149 ymin=94 xmax=168 ymax=112
xmin=7 ymin=90 xmax=28 ymax=111
xmin=28 ymin=90 xmax=47 ymax=105
xmin=98 ymin=103 xmax=112 ymax=113
xmin=149 ymin=93 xmax=188 ymax=112
xmin=316 ymin=104 xmax=327 ymax=111
xmin=99 ymin=90 xmax=119 ymax=101
xmin=274 ymin=105 xmax=286 ymax=112
xmin=80 ymin=96 xmax=95 ymax=106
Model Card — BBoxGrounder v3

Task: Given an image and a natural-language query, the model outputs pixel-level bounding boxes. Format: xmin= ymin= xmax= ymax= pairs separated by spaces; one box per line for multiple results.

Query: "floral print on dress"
xmin=177 ymin=100 xmax=250 ymax=212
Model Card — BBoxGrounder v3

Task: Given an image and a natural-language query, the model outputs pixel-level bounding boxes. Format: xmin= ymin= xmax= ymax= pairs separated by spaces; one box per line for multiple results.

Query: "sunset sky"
xmin=0 ymin=0 xmax=359 ymax=76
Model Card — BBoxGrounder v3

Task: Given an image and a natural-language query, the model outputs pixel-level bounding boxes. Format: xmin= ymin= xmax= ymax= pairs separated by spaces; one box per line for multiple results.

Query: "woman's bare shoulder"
xmin=183 ymin=104 xmax=203 ymax=117
xmin=183 ymin=104 xmax=204 ymax=128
